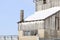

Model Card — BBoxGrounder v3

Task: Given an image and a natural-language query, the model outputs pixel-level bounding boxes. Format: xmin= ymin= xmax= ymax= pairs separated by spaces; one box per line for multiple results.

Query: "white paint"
xmin=25 ymin=7 xmax=60 ymax=21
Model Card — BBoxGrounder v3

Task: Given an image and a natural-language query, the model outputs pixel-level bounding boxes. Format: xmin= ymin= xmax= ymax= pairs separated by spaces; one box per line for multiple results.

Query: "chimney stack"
xmin=20 ymin=10 xmax=24 ymax=22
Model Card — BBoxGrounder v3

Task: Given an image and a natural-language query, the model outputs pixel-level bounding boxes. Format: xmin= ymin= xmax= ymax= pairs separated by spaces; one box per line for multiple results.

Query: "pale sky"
xmin=0 ymin=0 xmax=35 ymax=35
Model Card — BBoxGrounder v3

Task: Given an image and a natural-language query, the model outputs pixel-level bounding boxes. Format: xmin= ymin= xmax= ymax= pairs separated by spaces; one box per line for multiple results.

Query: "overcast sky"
xmin=0 ymin=0 xmax=35 ymax=35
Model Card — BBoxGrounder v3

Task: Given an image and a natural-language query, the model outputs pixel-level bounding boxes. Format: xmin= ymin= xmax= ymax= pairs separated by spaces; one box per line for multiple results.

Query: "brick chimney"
xmin=20 ymin=10 xmax=24 ymax=22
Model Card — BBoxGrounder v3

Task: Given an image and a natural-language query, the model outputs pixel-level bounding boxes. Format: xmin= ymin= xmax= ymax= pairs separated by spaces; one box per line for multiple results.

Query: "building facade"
xmin=18 ymin=0 xmax=60 ymax=40
xmin=34 ymin=0 xmax=60 ymax=11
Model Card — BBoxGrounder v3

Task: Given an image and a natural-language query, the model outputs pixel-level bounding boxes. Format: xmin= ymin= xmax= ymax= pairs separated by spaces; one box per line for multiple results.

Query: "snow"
xmin=25 ymin=7 xmax=60 ymax=21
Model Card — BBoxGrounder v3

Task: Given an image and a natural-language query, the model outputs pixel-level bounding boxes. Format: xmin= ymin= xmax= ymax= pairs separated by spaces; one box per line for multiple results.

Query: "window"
xmin=23 ymin=31 xmax=31 ymax=36
xmin=55 ymin=16 xmax=59 ymax=30
xmin=31 ymin=30 xmax=38 ymax=36
xmin=23 ymin=30 xmax=38 ymax=36
xmin=55 ymin=13 xmax=59 ymax=30
xmin=43 ymin=0 xmax=46 ymax=4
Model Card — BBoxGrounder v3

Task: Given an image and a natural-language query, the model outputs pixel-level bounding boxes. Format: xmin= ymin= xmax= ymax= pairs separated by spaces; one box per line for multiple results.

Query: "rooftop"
xmin=25 ymin=7 xmax=60 ymax=21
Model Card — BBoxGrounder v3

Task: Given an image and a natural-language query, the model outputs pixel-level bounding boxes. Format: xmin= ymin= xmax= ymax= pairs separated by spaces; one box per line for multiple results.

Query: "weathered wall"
xmin=18 ymin=21 xmax=44 ymax=31
xmin=38 ymin=29 xmax=44 ymax=38
xmin=44 ymin=11 xmax=60 ymax=38
xmin=35 ymin=0 xmax=60 ymax=11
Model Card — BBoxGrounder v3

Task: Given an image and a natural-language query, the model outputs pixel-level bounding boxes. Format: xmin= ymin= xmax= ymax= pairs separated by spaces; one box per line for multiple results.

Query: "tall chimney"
xmin=20 ymin=10 xmax=24 ymax=22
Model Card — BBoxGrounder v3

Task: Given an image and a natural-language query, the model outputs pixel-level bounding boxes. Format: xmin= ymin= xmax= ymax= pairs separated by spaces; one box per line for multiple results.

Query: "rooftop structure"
xmin=25 ymin=7 xmax=60 ymax=21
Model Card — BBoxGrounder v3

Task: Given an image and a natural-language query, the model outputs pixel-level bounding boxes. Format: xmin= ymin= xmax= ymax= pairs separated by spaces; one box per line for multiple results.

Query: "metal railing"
xmin=0 ymin=35 xmax=18 ymax=40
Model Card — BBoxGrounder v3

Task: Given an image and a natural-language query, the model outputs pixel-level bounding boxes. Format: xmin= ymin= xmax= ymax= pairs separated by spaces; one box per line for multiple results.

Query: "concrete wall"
xmin=19 ymin=36 xmax=38 ymax=40
xmin=38 ymin=29 xmax=44 ymax=38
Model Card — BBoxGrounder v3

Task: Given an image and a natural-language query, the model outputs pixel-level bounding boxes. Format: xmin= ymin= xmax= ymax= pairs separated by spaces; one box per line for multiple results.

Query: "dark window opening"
xmin=43 ymin=0 xmax=46 ymax=4
xmin=58 ymin=17 xmax=59 ymax=30
xmin=55 ymin=16 xmax=59 ymax=30
xmin=23 ymin=30 xmax=38 ymax=36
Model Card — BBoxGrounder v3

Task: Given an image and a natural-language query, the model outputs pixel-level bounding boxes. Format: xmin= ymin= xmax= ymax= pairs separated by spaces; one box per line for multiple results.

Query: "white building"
xmin=18 ymin=0 xmax=60 ymax=40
